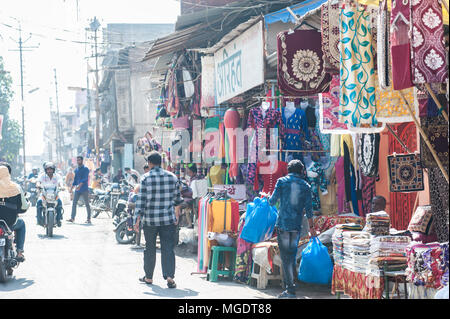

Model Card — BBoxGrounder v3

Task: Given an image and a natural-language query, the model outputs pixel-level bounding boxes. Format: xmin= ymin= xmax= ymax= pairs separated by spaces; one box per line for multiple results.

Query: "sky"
xmin=0 ymin=0 xmax=180 ymax=156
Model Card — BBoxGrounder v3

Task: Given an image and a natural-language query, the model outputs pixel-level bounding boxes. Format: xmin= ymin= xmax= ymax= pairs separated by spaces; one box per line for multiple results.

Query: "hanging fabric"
xmin=282 ymin=105 xmax=309 ymax=162
xmin=387 ymin=153 xmax=425 ymax=192
xmin=390 ymin=0 xmax=414 ymax=90
xmin=375 ymin=73 xmax=418 ymax=123
xmin=319 ymin=74 xmax=348 ymax=133
xmin=377 ymin=0 xmax=390 ymax=89
xmin=420 ymin=115 xmax=449 ymax=171
xmin=277 ymin=29 xmax=331 ymax=96
xmin=411 ymin=0 xmax=447 ymax=84
xmin=224 ymin=108 xmax=241 ymax=181
xmin=428 ymin=167 xmax=449 ymax=242
xmin=339 ymin=2 xmax=377 ymax=127
xmin=321 ymin=0 xmax=341 ymax=72
xmin=357 ymin=133 xmax=380 ymax=177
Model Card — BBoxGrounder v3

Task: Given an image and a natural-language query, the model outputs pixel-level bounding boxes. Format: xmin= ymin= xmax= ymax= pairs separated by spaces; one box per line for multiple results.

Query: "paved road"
xmin=0 ymin=205 xmax=333 ymax=299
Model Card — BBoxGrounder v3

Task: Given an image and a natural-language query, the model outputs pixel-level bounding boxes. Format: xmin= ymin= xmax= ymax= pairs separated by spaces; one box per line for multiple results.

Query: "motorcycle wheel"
xmin=46 ymin=211 xmax=54 ymax=237
xmin=92 ymin=209 xmax=101 ymax=218
xmin=0 ymin=251 xmax=7 ymax=283
xmin=115 ymin=221 xmax=135 ymax=245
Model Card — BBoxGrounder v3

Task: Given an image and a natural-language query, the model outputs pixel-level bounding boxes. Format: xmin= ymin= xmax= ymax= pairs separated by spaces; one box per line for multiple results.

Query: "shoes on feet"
xmin=278 ymin=290 xmax=296 ymax=299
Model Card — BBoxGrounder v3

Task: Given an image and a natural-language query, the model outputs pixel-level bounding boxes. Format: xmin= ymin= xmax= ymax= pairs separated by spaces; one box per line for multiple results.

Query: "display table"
xmin=331 ymin=265 xmax=384 ymax=299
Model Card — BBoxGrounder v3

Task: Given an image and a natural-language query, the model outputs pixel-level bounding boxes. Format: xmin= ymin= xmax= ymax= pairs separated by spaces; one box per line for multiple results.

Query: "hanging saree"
xmin=339 ymin=3 xmax=377 ymax=127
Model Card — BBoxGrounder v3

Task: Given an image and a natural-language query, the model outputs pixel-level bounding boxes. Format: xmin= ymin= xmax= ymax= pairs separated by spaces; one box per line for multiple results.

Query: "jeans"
xmin=143 ymin=224 xmax=176 ymax=280
xmin=277 ymin=229 xmax=301 ymax=294
xmin=12 ymin=218 xmax=26 ymax=252
xmin=71 ymin=191 xmax=91 ymax=220
xmin=37 ymin=198 xmax=63 ymax=224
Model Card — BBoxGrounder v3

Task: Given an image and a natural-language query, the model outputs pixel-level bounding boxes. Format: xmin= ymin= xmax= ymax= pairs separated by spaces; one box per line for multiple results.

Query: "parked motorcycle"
xmin=92 ymin=181 xmax=132 ymax=218
xmin=40 ymin=185 xmax=61 ymax=237
xmin=0 ymin=219 xmax=21 ymax=282
xmin=114 ymin=200 xmax=142 ymax=245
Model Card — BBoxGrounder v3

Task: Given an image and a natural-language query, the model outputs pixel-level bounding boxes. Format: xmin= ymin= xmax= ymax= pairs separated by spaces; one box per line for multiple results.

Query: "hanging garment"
xmin=339 ymin=3 xmax=377 ymax=127
xmin=321 ymin=0 xmax=341 ymax=72
xmin=360 ymin=173 xmax=377 ymax=218
xmin=357 ymin=133 xmax=380 ymax=177
xmin=390 ymin=0 xmax=414 ymax=90
xmin=307 ymin=162 xmax=328 ymax=212
xmin=233 ymin=214 xmax=253 ymax=284
xmin=340 ymin=134 xmax=355 ymax=167
xmin=282 ymin=107 xmax=309 ymax=162
xmin=343 ymin=139 xmax=360 ymax=216
xmin=411 ymin=0 xmax=447 ymax=84
xmin=319 ymin=75 xmax=348 ymax=134
xmin=420 ymin=116 xmax=449 ymax=171
xmin=335 ymin=157 xmax=351 ymax=214
xmin=209 ymin=199 xmax=239 ymax=233
xmin=277 ymin=29 xmax=331 ymax=96
xmin=306 ymin=105 xmax=317 ymax=128
xmin=422 ymin=94 xmax=448 ymax=117
xmin=428 ymin=167 xmax=449 ymax=242
xmin=247 ymin=106 xmax=284 ymax=186
xmin=375 ymin=74 xmax=418 ymax=123
xmin=208 ymin=165 xmax=226 ymax=186
xmin=377 ymin=0 xmax=390 ymax=89
xmin=254 ymin=160 xmax=288 ymax=195
xmin=387 ymin=153 xmax=425 ymax=193
xmin=330 ymin=134 xmax=341 ymax=157
xmin=224 ymin=108 xmax=241 ymax=180
xmin=319 ymin=167 xmax=338 ymax=216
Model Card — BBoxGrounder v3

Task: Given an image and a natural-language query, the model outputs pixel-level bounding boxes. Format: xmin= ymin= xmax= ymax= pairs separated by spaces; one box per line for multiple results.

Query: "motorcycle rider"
xmin=0 ymin=162 xmax=30 ymax=262
xmin=28 ymin=168 xmax=39 ymax=180
xmin=36 ymin=162 xmax=64 ymax=227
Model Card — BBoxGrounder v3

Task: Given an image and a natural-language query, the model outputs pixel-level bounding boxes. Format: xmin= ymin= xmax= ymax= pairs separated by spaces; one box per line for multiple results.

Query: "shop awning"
xmin=264 ymin=0 xmax=328 ymax=25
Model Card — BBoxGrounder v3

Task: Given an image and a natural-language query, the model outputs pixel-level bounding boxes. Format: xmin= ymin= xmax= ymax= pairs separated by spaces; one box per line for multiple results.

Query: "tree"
xmin=0 ymin=56 xmax=22 ymax=176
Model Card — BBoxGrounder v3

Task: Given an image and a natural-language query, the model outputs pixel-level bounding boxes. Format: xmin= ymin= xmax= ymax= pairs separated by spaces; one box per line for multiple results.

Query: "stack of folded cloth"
xmin=332 ymin=223 xmax=364 ymax=267
xmin=342 ymin=231 xmax=371 ymax=273
xmin=366 ymin=236 xmax=411 ymax=276
xmin=365 ymin=212 xmax=391 ymax=236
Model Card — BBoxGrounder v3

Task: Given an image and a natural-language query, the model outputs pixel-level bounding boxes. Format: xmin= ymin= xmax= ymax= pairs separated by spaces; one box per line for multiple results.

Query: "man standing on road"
xmin=68 ymin=156 xmax=92 ymax=224
xmin=268 ymin=159 xmax=317 ymax=299
xmin=136 ymin=151 xmax=183 ymax=288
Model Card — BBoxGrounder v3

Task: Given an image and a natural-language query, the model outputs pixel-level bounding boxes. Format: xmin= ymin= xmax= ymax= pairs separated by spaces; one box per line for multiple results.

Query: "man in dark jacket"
xmin=68 ymin=156 xmax=92 ymax=224
xmin=268 ymin=160 xmax=317 ymax=299
xmin=0 ymin=162 xmax=29 ymax=262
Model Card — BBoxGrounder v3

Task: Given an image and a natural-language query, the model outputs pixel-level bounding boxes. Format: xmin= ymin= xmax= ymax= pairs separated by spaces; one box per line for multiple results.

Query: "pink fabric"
xmin=390 ymin=0 xmax=414 ymax=90
xmin=224 ymin=108 xmax=241 ymax=179
xmin=319 ymin=74 xmax=348 ymax=133
xmin=411 ymin=0 xmax=447 ymax=84
xmin=335 ymin=157 xmax=348 ymax=213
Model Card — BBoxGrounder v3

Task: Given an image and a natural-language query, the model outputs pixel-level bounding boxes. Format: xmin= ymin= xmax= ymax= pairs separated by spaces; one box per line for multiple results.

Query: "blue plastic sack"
xmin=297 ymin=237 xmax=333 ymax=285
xmin=240 ymin=197 xmax=278 ymax=243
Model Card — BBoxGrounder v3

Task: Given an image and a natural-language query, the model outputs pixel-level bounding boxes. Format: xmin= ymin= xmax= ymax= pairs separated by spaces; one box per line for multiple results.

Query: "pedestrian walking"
xmin=268 ymin=159 xmax=317 ymax=299
xmin=136 ymin=151 xmax=183 ymax=288
xmin=68 ymin=156 xmax=92 ymax=224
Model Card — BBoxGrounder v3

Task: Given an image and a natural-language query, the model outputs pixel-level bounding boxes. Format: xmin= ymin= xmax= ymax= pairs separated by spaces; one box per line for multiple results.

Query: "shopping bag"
xmin=240 ymin=197 xmax=278 ymax=243
xmin=298 ymin=237 xmax=333 ymax=285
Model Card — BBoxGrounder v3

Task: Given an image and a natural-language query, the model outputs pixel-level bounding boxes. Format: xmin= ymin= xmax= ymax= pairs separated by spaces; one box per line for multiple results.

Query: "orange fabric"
xmin=331 ymin=265 xmax=384 ymax=299
xmin=209 ymin=199 xmax=239 ymax=233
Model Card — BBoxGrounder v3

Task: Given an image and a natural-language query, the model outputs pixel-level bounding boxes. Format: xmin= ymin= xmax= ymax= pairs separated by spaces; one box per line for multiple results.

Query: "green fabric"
xmin=205 ymin=116 xmax=220 ymax=132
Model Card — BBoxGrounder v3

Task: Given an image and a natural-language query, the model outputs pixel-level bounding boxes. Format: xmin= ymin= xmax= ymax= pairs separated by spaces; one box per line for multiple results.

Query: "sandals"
xmin=139 ymin=277 xmax=153 ymax=285
xmin=167 ymin=279 xmax=177 ymax=289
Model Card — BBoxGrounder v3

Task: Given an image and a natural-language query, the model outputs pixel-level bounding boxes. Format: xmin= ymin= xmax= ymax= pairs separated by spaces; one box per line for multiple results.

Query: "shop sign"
xmin=214 ymin=20 xmax=264 ymax=104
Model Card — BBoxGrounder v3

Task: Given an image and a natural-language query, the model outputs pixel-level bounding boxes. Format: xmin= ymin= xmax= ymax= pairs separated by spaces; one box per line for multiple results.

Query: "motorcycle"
xmin=92 ymin=181 xmax=132 ymax=218
xmin=27 ymin=177 xmax=38 ymax=207
xmin=114 ymin=200 xmax=142 ymax=245
xmin=40 ymin=185 xmax=61 ymax=237
xmin=0 ymin=219 xmax=21 ymax=283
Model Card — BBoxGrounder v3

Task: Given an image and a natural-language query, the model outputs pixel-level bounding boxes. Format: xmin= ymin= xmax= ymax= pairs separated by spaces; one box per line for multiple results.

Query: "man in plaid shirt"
xmin=136 ymin=151 xmax=183 ymax=288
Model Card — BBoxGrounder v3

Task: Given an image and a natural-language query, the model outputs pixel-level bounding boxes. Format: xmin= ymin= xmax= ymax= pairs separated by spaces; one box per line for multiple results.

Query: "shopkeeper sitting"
xmin=268 ymin=159 xmax=317 ymax=299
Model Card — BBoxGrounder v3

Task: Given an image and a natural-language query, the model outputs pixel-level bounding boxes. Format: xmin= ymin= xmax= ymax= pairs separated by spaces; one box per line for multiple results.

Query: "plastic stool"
xmin=250 ymin=261 xmax=283 ymax=290
xmin=207 ymin=246 xmax=237 ymax=282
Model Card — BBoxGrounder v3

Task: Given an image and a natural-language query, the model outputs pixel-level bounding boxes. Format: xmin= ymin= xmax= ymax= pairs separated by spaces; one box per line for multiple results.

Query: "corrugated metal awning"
xmin=264 ymin=0 xmax=328 ymax=25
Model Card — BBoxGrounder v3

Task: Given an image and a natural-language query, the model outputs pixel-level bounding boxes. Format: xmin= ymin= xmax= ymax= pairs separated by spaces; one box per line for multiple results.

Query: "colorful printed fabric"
xmin=408 ymin=205 xmax=434 ymax=234
xmin=420 ymin=116 xmax=449 ymax=171
xmin=339 ymin=3 xmax=377 ymax=127
xmin=428 ymin=167 xmax=449 ymax=243
xmin=233 ymin=214 xmax=253 ymax=284
xmin=314 ymin=216 xmax=365 ymax=234
xmin=375 ymin=74 xmax=418 ymax=123
xmin=332 ymin=265 xmax=384 ymax=299
xmin=390 ymin=0 xmax=414 ymax=90
xmin=377 ymin=0 xmax=390 ymax=89
xmin=277 ymin=29 xmax=331 ymax=96
xmin=321 ymin=0 xmax=341 ymax=72
xmin=360 ymin=173 xmax=376 ymax=218
xmin=387 ymin=153 xmax=425 ymax=192
xmin=319 ymin=74 xmax=348 ymax=133
xmin=357 ymin=133 xmax=380 ymax=177
xmin=282 ymin=107 xmax=309 ymax=162
xmin=411 ymin=0 xmax=447 ymax=84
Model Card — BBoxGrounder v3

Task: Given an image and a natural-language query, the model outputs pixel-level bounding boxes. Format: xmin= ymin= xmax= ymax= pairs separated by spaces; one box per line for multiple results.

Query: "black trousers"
xmin=143 ymin=224 xmax=177 ymax=280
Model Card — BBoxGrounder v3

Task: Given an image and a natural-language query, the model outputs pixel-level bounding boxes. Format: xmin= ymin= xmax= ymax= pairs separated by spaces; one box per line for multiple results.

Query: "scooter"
xmin=0 ymin=219 xmax=21 ymax=283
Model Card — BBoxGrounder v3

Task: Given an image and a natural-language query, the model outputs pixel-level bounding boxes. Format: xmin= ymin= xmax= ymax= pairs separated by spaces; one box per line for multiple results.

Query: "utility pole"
xmin=53 ymin=69 xmax=64 ymax=167
xmin=88 ymin=17 xmax=101 ymax=165
xmin=8 ymin=20 xmax=39 ymax=177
